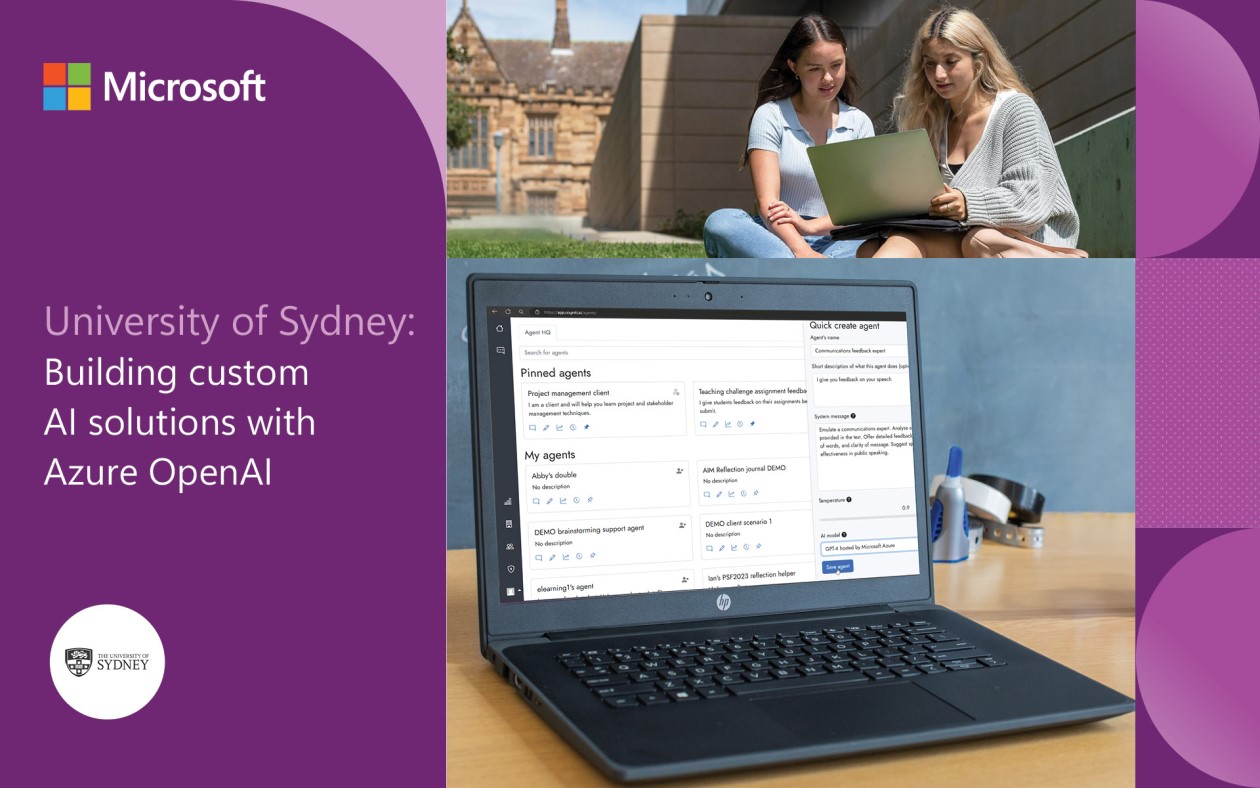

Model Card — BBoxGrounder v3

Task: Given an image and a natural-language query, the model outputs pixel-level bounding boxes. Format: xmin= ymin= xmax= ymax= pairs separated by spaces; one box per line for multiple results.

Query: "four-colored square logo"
xmin=44 ymin=62 xmax=91 ymax=110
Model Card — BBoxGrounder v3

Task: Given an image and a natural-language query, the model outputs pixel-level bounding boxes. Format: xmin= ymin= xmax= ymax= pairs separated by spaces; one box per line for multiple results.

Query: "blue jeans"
xmin=703 ymin=209 xmax=864 ymax=258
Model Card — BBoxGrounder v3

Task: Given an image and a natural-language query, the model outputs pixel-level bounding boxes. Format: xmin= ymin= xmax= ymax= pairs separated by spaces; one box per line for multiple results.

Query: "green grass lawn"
xmin=447 ymin=229 xmax=705 ymax=259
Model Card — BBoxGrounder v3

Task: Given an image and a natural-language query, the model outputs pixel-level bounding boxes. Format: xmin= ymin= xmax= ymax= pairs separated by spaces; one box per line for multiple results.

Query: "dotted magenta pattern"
xmin=1137 ymin=259 xmax=1260 ymax=527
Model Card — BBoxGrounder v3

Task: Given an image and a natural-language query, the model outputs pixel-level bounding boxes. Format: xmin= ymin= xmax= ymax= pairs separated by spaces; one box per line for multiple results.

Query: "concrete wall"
xmin=588 ymin=30 xmax=643 ymax=229
xmin=589 ymin=15 xmax=797 ymax=231
xmin=446 ymin=258 xmax=1135 ymax=549
xmin=1059 ymin=109 xmax=1136 ymax=258
xmin=848 ymin=0 xmax=1135 ymax=139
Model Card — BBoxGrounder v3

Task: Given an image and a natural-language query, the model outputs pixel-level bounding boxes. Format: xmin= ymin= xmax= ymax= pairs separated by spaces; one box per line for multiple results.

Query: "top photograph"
xmin=446 ymin=0 xmax=1135 ymax=260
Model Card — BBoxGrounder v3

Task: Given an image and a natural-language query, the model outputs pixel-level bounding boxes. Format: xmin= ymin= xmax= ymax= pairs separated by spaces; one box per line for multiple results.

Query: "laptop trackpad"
xmin=752 ymin=682 xmax=974 ymax=741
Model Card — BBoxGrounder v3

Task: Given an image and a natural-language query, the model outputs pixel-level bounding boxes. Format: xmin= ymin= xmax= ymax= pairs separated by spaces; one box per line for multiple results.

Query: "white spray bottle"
xmin=931 ymin=445 xmax=970 ymax=563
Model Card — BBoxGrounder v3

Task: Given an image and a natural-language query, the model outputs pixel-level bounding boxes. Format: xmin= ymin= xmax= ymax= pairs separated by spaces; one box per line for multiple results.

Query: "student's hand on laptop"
xmin=765 ymin=201 xmax=830 ymax=236
xmin=929 ymin=186 xmax=968 ymax=221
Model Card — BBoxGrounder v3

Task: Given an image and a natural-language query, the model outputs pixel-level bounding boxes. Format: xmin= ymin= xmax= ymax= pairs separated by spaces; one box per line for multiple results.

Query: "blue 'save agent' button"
xmin=822 ymin=560 xmax=854 ymax=574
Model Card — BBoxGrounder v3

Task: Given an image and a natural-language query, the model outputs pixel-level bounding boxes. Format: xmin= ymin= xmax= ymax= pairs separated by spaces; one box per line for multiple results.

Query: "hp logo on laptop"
xmin=716 ymin=593 xmax=731 ymax=611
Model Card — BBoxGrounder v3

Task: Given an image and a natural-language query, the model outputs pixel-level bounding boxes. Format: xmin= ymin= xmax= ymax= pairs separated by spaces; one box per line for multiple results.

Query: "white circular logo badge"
xmin=716 ymin=593 xmax=731 ymax=611
xmin=49 ymin=604 xmax=165 ymax=719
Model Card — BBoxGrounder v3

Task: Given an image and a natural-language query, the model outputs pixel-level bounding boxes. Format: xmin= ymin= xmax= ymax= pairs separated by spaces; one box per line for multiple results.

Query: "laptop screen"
xmin=482 ymin=304 xmax=921 ymax=605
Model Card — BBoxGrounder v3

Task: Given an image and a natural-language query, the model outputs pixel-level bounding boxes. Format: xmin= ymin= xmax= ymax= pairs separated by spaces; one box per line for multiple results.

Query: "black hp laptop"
xmin=465 ymin=274 xmax=1131 ymax=782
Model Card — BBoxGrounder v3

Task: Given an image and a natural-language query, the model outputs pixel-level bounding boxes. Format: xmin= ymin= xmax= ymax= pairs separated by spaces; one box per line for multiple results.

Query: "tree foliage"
xmin=447 ymin=91 xmax=475 ymax=150
xmin=447 ymin=35 xmax=475 ymax=151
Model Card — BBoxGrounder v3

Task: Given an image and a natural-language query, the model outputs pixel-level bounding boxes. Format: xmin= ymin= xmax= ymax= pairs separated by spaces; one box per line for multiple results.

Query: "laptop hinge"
xmin=545 ymin=605 xmax=897 ymax=642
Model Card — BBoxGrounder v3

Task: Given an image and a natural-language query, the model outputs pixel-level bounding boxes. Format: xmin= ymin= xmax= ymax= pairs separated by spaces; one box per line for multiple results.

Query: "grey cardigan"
xmin=944 ymin=91 xmax=1079 ymax=248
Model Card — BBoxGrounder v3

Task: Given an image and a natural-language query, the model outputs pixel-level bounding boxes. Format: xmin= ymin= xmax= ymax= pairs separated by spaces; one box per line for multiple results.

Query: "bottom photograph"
xmin=445 ymin=258 xmax=1135 ymax=785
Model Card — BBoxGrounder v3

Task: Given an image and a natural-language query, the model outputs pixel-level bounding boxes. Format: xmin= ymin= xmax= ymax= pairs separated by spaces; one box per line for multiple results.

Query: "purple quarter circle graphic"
xmin=1137 ymin=1 xmax=1260 ymax=257
xmin=1138 ymin=529 xmax=1260 ymax=786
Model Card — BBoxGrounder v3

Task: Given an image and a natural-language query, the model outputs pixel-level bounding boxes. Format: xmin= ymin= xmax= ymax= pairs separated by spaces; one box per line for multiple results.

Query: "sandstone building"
xmin=446 ymin=0 xmax=629 ymax=218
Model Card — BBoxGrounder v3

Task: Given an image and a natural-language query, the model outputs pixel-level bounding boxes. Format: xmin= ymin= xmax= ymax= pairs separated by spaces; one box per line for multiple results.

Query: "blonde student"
xmin=859 ymin=5 xmax=1086 ymax=259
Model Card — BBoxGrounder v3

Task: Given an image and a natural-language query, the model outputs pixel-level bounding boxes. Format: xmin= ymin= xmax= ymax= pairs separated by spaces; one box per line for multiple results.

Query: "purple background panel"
xmin=0 ymin=1 xmax=443 ymax=784
xmin=1136 ymin=2 xmax=1259 ymax=258
xmin=1138 ymin=0 xmax=1260 ymax=257
xmin=244 ymin=0 xmax=448 ymax=180
xmin=1136 ymin=2 xmax=1260 ymax=785
xmin=1135 ymin=258 xmax=1260 ymax=528
xmin=1138 ymin=529 xmax=1258 ymax=787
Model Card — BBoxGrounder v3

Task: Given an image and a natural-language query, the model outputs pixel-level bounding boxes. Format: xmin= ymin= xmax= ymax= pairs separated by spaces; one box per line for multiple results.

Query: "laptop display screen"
xmin=485 ymin=307 xmax=920 ymax=604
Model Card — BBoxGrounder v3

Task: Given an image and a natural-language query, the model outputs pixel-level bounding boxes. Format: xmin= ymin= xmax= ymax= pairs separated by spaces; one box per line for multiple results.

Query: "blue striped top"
xmin=747 ymin=98 xmax=874 ymax=219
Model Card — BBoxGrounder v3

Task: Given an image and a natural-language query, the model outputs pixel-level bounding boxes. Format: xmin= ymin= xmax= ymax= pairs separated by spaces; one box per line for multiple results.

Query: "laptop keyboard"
xmin=555 ymin=620 xmax=1006 ymax=709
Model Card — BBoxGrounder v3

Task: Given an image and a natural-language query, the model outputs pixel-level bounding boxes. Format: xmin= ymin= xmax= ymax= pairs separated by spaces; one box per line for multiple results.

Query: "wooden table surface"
xmin=447 ymin=514 xmax=1134 ymax=786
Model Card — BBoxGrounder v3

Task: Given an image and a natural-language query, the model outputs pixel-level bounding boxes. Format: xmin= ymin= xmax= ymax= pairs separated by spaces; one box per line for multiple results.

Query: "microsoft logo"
xmin=44 ymin=62 xmax=91 ymax=111
xmin=41 ymin=61 xmax=266 ymax=110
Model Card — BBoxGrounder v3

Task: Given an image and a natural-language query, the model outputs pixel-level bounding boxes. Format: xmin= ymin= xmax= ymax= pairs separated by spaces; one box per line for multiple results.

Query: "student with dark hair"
xmin=704 ymin=14 xmax=872 ymax=258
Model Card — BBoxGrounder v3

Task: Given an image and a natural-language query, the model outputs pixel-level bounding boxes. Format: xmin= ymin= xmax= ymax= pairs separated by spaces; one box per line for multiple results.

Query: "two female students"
xmin=704 ymin=6 xmax=1081 ymax=259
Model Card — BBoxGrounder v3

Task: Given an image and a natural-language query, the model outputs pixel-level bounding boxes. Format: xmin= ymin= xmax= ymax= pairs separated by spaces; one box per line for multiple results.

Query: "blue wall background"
xmin=445 ymin=259 xmax=1134 ymax=549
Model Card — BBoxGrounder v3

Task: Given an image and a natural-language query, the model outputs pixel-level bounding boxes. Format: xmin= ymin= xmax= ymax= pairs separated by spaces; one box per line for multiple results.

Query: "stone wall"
xmin=590 ymin=15 xmax=797 ymax=231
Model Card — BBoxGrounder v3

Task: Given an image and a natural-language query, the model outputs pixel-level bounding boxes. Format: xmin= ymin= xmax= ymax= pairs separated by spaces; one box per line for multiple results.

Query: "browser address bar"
xmin=518 ymin=345 xmax=805 ymax=361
